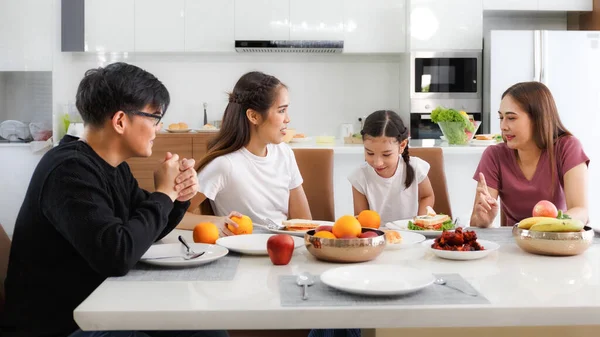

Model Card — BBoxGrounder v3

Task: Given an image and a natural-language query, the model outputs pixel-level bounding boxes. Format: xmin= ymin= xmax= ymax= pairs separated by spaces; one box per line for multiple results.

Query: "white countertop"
xmin=74 ymin=229 xmax=600 ymax=331
xmin=288 ymin=139 xmax=490 ymax=154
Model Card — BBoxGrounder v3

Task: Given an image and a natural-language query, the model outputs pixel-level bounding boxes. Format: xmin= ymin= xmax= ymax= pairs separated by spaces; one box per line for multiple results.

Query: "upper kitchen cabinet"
xmin=0 ymin=0 xmax=53 ymax=71
xmin=410 ymin=0 xmax=483 ymax=51
xmin=484 ymin=0 xmax=592 ymax=11
xmin=85 ymin=0 xmax=134 ymax=52
xmin=537 ymin=0 xmax=592 ymax=11
xmin=290 ymin=0 xmax=344 ymax=41
xmin=343 ymin=0 xmax=406 ymax=53
xmin=185 ymin=0 xmax=234 ymax=52
xmin=483 ymin=0 xmax=537 ymax=11
xmin=135 ymin=0 xmax=185 ymax=52
xmin=235 ymin=0 xmax=290 ymax=41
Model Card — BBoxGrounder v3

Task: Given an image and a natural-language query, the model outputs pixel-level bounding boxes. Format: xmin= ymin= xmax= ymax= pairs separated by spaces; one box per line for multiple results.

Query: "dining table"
xmin=73 ymin=226 xmax=600 ymax=336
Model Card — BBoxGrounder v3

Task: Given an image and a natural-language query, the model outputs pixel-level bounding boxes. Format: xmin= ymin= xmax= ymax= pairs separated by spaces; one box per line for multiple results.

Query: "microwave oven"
xmin=410 ymin=51 xmax=482 ymax=100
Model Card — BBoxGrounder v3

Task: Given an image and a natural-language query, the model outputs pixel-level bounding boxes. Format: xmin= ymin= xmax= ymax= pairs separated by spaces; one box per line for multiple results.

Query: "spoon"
xmin=296 ymin=272 xmax=315 ymax=300
xmin=178 ymin=235 xmax=202 ymax=257
xmin=434 ymin=278 xmax=478 ymax=296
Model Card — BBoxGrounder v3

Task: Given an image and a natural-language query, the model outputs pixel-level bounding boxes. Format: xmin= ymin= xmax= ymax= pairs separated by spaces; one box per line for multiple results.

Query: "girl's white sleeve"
xmin=288 ymin=147 xmax=304 ymax=190
xmin=414 ymin=157 xmax=431 ymax=184
xmin=347 ymin=167 xmax=366 ymax=195
xmin=197 ymin=157 xmax=232 ymax=200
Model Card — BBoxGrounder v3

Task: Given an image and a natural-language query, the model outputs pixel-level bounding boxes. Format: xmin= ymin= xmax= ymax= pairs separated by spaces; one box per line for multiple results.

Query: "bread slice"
xmin=383 ymin=230 xmax=402 ymax=244
xmin=282 ymin=219 xmax=321 ymax=231
xmin=475 ymin=134 xmax=494 ymax=140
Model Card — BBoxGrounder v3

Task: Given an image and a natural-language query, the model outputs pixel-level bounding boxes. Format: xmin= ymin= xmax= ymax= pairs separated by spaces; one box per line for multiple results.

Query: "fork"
xmin=262 ymin=218 xmax=286 ymax=230
xmin=178 ymin=236 xmax=205 ymax=258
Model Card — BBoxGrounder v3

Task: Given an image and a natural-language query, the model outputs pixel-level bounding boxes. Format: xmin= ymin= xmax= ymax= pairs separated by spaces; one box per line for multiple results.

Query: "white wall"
xmin=482 ymin=12 xmax=568 ymax=132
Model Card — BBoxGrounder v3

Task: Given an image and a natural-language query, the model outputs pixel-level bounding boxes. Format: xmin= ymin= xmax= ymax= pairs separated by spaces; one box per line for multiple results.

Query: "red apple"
xmin=315 ymin=225 xmax=333 ymax=232
xmin=532 ymin=200 xmax=558 ymax=218
xmin=359 ymin=231 xmax=379 ymax=239
xmin=266 ymin=234 xmax=295 ymax=265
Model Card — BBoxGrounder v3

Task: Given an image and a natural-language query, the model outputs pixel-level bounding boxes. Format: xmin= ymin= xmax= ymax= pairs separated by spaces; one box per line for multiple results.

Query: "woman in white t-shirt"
xmin=187 ymin=71 xmax=312 ymax=225
xmin=348 ymin=110 xmax=435 ymax=223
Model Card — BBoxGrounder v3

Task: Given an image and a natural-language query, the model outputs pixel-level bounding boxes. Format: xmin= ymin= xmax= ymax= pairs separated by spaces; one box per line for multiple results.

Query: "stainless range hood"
xmin=235 ymin=40 xmax=344 ymax=53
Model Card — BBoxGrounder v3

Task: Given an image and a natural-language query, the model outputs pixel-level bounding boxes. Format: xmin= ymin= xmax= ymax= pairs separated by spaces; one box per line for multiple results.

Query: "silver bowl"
xmin=512 ymin=224 xmax=594 ymax=256
xmin=304 ymin=228 xmax=386 ymax=263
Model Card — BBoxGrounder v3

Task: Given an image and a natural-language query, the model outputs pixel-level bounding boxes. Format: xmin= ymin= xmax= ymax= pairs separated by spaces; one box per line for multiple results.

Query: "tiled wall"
xmin=53 ymin=53 xmax=405 ymax=138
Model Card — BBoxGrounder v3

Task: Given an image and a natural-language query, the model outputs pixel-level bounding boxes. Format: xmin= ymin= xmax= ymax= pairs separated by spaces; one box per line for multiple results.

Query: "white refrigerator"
xmin=489 ymin=30 xmax=600 ymax=225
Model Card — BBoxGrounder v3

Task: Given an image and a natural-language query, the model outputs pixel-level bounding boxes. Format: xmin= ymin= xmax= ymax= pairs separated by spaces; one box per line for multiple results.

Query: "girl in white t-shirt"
xmin=187 ymin=71 xmax=312 ymax=225
xmin=348 ymin=110 xmax=435 ymax=223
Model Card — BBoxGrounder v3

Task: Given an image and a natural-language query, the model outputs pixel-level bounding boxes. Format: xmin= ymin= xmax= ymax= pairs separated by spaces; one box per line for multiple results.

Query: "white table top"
xmin=74 ymin=229 xmax=600 ymax=331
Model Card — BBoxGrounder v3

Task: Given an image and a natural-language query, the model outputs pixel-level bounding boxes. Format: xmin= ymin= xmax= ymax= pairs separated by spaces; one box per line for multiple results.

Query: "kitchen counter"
xmin=74 ymin=228 xmax=600 ymax=332
xmin=288 ymin=139 xmax=491 ymax=154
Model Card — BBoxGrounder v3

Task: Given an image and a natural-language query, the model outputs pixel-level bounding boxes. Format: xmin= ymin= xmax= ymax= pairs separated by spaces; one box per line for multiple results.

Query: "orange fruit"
xmin=332 ymin=215 xmax=362 ymax=238
xmin=314 ymin=231 xmax=336 ymax=239
xmin=193 ymin=222 xmax=219 ymax=244
xmin=227 ymin=215 xmax=253 ymax=235
xmin=357 ymin=210 xmax=381 ymax=229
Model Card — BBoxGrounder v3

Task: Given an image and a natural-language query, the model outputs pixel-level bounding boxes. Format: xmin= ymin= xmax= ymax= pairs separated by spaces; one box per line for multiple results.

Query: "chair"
xmin=408 ymin=147 xmax=453 ymax=218
xmin=292 ymin=148 xmax=335 ymax=221
xmin=0 ymin=223 xmax=11 ymax=313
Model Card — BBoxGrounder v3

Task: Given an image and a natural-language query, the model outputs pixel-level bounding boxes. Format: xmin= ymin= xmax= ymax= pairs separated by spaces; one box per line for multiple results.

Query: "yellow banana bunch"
xmin=517 ymin=217 xmax=549 ymax=229
xmin=528 ymin=218 xmax=584 ymax=232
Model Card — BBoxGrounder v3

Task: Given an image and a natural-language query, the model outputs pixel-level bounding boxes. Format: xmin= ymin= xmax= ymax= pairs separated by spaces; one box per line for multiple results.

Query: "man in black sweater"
xmin=1 ymin=63 xmax=228 ymax=337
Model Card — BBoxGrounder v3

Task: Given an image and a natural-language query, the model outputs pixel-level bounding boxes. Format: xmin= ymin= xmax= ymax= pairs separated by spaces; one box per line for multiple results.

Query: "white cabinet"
xmin=85 ymin=0 xmax=134 ymax=52
xmin=135 ymin=0 xmax=185 ymax=52
xmin=484 ymin=0 xmax=592 ymax=11
xmin=290 ymin=0 xmax=344 ymax=41
xmin=185 ymin=0 xmax=234 ymax=52
xmin=538 ymin=0 xmax=592 ymax=11
xmin=410 ymin=0 xmax=483 ymax=50
xmin=234 ymin=0 xmax=290 ymax=40
xmin=0 ymin=0 xmax=53 ymax=71
xmin=343 ymin=0 xmax=406 ymax=53
xmin=483 ymin=0 xmax=537 ymax=11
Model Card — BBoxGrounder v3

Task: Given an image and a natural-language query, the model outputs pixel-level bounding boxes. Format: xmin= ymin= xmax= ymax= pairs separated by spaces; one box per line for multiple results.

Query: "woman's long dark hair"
xmin=501 ymin=81 xmax=572 ymax=194
xmin=361 ymin=110 xmax=413 ymax=188
xmin=196 ymin=71 xmax=286 ymax=172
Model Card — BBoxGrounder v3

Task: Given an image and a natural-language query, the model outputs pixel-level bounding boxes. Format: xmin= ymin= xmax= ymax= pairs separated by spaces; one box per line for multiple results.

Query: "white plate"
xmin=422 ymin=239 xmax=500 ymax=260
xmin=384 ymin=230 xmax=426 ymax=250
xmin=386 ymin=219 xmax=460 ymax=237
xmin=216 ymin=234 xmax=304 ymax=255
xmin=194 ymin=128 xmax=220 ymax=133
xmin=320 ymin=265 xmax=435 ymax=296
xmin=165 ymin=128 xmax=191 ymax=133
xmin=140 ymin=243 xmax=229 ymax=267
xmin=264 ymin=220 xmax=335 ymax=237
xmin=289 ymin=137 xmax=313 ymax=143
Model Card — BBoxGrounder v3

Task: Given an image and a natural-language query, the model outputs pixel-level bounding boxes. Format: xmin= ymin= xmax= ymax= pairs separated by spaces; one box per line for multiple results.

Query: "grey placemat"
xmin=280 ymin=273 xmax=489 ymax=307
xmin=108 ymin=252 xmax=242 ymax=282
xmin=468 ymin=227 xmax=600 ymax=245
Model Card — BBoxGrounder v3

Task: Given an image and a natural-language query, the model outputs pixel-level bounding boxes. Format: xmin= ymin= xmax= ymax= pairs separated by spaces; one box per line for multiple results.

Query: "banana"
xmin=528 ymin=218 xmax=584 ymax=232
xmin=517 ymin=217 xmax=550 ymax=229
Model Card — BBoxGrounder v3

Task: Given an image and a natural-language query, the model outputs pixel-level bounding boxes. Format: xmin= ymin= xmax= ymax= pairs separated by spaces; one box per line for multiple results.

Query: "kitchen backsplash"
xmin=53 ymin=53 xmax=405 ymax=138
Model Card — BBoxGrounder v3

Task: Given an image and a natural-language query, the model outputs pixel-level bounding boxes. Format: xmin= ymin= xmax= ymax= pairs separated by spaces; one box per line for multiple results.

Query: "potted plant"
xmin=431 ymin=106 xmax=479 ymax=145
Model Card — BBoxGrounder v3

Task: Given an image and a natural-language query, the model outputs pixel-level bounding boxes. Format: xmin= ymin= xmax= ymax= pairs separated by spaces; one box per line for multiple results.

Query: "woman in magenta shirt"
xmin=471 ymin=81 xmax=590 ymax=227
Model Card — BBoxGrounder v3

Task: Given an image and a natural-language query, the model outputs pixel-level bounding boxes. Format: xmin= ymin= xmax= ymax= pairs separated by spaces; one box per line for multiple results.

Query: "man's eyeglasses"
xmin=127 ymin=111 xmax=164 ymax=126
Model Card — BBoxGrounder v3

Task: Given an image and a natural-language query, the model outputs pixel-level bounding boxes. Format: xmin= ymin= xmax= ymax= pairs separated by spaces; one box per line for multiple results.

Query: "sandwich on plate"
xmin=282 ymin=219 xmax=321 ymax=232
xmin=408 ymin=206 xmax=454 ymax=231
